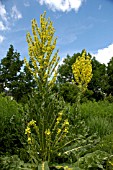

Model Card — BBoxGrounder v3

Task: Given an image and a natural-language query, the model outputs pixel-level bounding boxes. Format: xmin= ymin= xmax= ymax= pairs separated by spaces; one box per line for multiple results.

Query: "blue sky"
xmin=0 ymin=0 xmax=113 ymax=65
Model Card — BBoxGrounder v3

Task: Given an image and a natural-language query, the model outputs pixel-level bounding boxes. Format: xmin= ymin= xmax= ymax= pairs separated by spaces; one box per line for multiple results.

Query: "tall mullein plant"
xmin=24 ymin=12 xmax=59 ymax=91
xmin=72 ymin=50 xmax=92 ymax=109
xmin=24 ymin=12 xmax=70 ymax=165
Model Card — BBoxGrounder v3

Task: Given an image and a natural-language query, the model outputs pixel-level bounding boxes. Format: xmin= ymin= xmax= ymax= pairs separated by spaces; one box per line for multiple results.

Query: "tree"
xmin=15 ymin=60 xmax=37 ymax=103
xmin=0 ymin=45 xmax=23 ymax=98
xmin=107 ymin=57 xmax=113 ymax=95
xmin=88 ymin=57 xmax=108 ymax=100
xmin=0 ymin=45 xmax=37 ymax=102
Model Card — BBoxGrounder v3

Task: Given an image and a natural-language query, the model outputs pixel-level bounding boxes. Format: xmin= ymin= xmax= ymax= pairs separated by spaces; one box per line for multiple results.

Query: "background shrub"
xmin=0 ymin=94 xmax=26 ymax=156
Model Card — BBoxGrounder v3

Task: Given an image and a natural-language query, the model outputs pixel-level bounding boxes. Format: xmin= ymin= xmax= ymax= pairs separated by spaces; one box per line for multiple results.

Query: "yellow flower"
xmin=28 ymin=119 xmax=36 ymax=126
xmin=45 ymin=129 xmax=51 ymax=136
xmin=27 ymin=137 xmax=32 ymax=144
xmin=40 ymin=65 xmax=43 ymax=69
xmin=57 ymin=128 xmax=61 ymax=134
xmin=64 ymin=128 xmax=68 ymax=133
xmin=64 ymin=119 xmax=69 ymax=126
xmin=56 ymin=116 xmax=62 ymax=123
xmin=47 ymin=47 xmax=51 ymax=51
xmin=58 ymin=111 xmax=63 ymax=116
xmin=25 ymin=127 xmax=31 ymax=134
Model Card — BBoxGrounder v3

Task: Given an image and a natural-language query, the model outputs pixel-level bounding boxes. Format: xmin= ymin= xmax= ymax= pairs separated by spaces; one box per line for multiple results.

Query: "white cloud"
xmin=0 ymin=35 xmax=5 ymax=43
xmin=0 ymin=21 xmax=7 ymax=30
xmin=92 ymin=44 xmax=113 ymax=65
xmin=11 ymin=5 xmax=22 ymax=20
xmin=38 ymin=0 xmax=84 ymax=12
xmin=0 ymin=1 xmax=8 ymax=22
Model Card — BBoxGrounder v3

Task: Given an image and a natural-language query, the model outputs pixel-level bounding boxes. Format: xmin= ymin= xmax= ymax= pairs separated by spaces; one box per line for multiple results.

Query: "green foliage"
xmin=0 ymin=155 xmax=33 ymax=170
xmin=17 ymin=61 xmax=37 ymax=104
xmin=25 ymin=91 xmax=65 ymax=124
xmin=95 ymin=133 xmax=113 ymax=155
xmin=104 ymin=94 xmax=113 ymax=103
xmin=0 ymin=94 xmax=25 ymax=155
xmin=24 ymin=90 xmax=70 ymax=164
xmin=58 ymin=82 xmax=79 ymax=104
xmin=80 ymin=100 xmax=113 ymax=137
xmin=64 ymin=103 xmax=87 ymax=136
xmin=88 ymin=57 xmax=108 ymax=101
xmin=74 ymin=150 xmax=110 ymax=170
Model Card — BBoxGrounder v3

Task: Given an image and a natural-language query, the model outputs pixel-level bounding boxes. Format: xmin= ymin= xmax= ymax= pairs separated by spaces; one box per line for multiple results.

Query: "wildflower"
xmin=57 ymin=116 xmax=62 ymax=122
xmin=64 ymin=128 xmax=68 ymax=133
xmin=57 ymin=128 xmax=61 ymax=135
xmin=27 ymin=137 xmax=32 ymax=144
xmin=72 ymin=50 xmax=92 ymax=92
xmin=64 ymin=119 xmax=69 ymax=126
xmin=38 ymin=55 xmax=43 ymax=60
xmin=25 ymin=127 xmax=31 ymax=134
xmin=28 ymin=119 xmax=36 ymax=126
xmin=45 ymin=129 xmax=51 ymax=136
xmin=58 ymin=111 xmax=63 ymax=116
xmin=40 ymin=65 xmax=43 ymax=69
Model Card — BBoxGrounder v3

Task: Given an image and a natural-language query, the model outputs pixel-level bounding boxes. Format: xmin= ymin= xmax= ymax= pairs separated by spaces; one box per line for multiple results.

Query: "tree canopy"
xmin=0 ymin=45 xmax=36 ymax=102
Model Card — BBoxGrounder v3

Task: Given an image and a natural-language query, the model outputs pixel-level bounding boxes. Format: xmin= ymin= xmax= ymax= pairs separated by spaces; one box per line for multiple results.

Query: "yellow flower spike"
xmin=25 ymin=11 xmax=60 ymax=92
xmin=72 ymin=50 xmax=92 ymax=92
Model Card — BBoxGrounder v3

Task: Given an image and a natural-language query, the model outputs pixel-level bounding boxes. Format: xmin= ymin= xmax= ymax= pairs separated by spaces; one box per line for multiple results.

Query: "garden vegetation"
xmin=0 ymin=11 xmax=113 ymax=170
